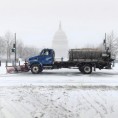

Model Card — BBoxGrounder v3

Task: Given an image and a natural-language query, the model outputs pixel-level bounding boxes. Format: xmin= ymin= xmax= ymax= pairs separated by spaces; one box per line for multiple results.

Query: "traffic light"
xmin=12 ymin=44 xmax=16 ymax=52
xmin=12 ymin=48 xmax=15 ymax=52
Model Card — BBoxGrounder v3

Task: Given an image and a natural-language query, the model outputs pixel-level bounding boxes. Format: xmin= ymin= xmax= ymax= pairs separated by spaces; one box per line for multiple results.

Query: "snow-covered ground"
xmin=0 ymin=63 xmax=118 ymax=118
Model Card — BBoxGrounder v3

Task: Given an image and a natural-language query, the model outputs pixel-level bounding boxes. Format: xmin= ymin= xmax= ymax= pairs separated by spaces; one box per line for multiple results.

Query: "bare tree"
xmin=21 ymin=46 xmax=39 ymax=59
xmin=0 ymin=37 xmax=6 ymax=56
xmin=107 ymin=31 xmax=118 ymax=57
xmin=4 ymin=32 xmax=14 ymax=61
xmin=16 ymin=40 xmax=24 ymax=58
xmin=0 ymin=31 xmax=40 ymax=60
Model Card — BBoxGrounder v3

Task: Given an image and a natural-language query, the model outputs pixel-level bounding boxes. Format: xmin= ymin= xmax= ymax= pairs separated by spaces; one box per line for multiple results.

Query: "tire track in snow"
xmin=1 ymin=86 xmax=118 ymax=118
xmin=87 ymin=90 xmax=108 ymax=115
xmin=81 ymin=91 xmax=104 ymax=118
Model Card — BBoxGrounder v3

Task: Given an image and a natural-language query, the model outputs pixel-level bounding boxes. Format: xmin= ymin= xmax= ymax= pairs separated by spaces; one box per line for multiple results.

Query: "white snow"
xmin=0 ymin=62 xmax=118 ymax=118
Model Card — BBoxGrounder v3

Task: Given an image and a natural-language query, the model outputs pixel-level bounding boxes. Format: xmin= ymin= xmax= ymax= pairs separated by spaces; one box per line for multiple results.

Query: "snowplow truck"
xmin=27 ymin=48 xmax=114 ymax=74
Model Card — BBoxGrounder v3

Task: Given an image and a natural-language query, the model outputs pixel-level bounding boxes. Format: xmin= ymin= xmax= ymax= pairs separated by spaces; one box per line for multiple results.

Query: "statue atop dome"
xmin=52 ymin=22 xmax=68 ymax=59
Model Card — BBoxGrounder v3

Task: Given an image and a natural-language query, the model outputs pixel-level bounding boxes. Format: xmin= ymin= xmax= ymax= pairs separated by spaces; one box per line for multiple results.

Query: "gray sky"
xmin=0 ymin=0 xmax=118 ymax=48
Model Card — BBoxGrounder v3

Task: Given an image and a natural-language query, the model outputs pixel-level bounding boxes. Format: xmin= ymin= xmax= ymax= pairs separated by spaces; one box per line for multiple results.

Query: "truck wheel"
xmin=31 ymin=64 xmax=42 ymax=74
xmin=82 ymin=65 xmax=92 ymax=74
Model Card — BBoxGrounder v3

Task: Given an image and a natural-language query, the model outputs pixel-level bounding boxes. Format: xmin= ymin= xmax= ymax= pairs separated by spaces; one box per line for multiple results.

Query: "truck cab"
xmin=28 ymin=49 xmax=55 ymax=74
xmin=39 ymin=49 xmax=55 ymax=65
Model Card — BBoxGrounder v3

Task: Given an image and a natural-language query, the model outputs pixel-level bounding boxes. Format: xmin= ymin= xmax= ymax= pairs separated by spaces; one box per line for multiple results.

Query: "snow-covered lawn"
xmin=0 ymin=63 xmax=118 ymax=118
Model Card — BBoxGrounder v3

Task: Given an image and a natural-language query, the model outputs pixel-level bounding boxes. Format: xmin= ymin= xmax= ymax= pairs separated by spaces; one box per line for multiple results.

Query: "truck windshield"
xmin=40 ymin=50 xmax=49 ymax=56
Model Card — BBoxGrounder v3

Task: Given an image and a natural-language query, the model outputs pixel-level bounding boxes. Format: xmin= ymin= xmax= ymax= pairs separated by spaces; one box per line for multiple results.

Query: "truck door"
xmin=40 ymin=49 xmax=54 ymax=64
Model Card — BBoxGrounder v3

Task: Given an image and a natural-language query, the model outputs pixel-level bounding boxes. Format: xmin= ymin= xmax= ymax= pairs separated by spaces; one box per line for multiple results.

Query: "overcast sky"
xmin=0 ymin=0 xmax=118 ymax=48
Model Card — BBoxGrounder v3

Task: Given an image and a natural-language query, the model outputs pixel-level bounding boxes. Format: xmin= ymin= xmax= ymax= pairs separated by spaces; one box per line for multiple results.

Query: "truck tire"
xmin=31 ymin=64 xmax=43 ymax=74
xmin=82 ymin=65 xmax=92 ymax=74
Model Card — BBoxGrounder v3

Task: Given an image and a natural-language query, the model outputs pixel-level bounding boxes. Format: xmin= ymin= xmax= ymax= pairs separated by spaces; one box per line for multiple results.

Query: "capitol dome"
xmin=53 ymin=26 xmax=68 ymax=43
xmin=52 ymin=22 xmax=68 ymax=59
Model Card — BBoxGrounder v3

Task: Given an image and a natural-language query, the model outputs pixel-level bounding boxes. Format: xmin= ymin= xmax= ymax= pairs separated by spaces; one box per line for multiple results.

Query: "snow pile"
xmin=0 ymin=63 xmax=7 ymax=75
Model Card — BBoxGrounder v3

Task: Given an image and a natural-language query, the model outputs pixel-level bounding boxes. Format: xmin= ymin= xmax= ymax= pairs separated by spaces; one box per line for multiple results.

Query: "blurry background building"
xmin=52 ymin=22 xmax=68 ymax=59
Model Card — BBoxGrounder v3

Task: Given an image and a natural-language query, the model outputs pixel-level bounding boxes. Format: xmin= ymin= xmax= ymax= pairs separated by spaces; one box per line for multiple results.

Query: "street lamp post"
xmin=14 ymin=33 xmax=16 ymax=66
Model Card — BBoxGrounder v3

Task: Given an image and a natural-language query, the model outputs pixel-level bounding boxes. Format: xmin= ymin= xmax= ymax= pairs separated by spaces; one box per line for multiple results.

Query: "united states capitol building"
xmin=52 ymin=23 xmax=68 ymax=59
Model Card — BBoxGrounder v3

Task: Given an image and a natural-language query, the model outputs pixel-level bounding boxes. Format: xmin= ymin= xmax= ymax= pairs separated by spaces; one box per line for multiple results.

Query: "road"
xmin=0 ymin=63 xmax=118 ymax=118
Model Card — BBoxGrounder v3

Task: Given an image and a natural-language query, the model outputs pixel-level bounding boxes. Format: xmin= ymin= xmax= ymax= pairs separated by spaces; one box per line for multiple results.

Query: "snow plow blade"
xmin=6 ymin=65 xmax=29 ymax=74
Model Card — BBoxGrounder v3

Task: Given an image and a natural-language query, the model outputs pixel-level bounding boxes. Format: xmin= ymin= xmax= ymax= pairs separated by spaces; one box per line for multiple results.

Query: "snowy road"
xmin=0 ymin=63 xmax=118 ymax=118
xmin=0 ymin=66 xmax=118 ymax=86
